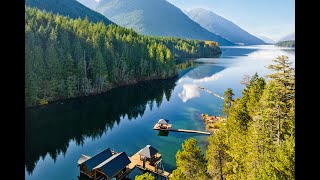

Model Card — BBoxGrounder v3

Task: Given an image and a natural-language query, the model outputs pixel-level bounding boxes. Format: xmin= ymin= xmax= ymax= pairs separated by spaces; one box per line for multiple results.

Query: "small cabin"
xmin=78 ymin=148 xmax=131 ymax=180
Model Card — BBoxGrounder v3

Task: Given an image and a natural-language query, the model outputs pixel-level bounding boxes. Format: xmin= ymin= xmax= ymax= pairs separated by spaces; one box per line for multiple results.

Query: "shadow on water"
xmin=220 ymin=46 xmax=258 ymax=58
xmin=157 ymin=130 xmax=169 ymax=136
xmin=25 ymin=78 xmax=177 ymax=174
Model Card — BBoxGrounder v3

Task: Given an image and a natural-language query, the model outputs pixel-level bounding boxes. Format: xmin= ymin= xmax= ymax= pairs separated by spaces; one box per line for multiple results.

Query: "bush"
xmin=135 ymin=172 xmax=153 ymax=180
xmin=39 ymin=99 xmax=48 ymax=105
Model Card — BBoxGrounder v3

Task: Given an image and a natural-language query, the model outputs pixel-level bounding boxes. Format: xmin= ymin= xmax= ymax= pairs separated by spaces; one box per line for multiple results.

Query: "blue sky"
xmin=167 ymin=0 xmax=295 ymax=41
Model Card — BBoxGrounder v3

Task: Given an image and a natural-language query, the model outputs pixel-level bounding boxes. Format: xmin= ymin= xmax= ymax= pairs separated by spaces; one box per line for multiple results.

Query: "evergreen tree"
xmin=222 ymin=88 xmax=234 ymax=116
xmin=171 ymin=138 xmax=209 ymax=180
xmin=207 ymin=130 xmax=230 ymax=180
xmin=266 ymin=55 xmax=295 ymax=145
xmin=64 ymin=53 xmax=77 ymax=98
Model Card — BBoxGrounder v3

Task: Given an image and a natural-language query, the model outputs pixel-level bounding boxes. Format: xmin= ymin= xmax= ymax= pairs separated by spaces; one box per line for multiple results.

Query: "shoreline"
xmin=25 ymin=74 xmax=179 ymax=109
xmin=25 ymin=53 xmax=224 ymax=108
xmin=201 ymin=113 xmax=226 ymax=132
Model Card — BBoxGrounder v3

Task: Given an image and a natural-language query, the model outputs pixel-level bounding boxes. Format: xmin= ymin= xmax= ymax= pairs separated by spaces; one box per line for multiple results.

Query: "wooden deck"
xmin=153 ymin=124 xmax=212 ymax=135
xmin=127 ymin=149 xmax=171 ymax=178
xmin=79 ymin=148 xmax=171 ymax=180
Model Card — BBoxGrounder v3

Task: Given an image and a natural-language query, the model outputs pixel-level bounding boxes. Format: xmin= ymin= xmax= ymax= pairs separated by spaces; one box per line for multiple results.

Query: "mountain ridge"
xmin=89 ymin=0 xmax=234 ymax=45
xmin=185 ymin=8 xmax=265 ymax=45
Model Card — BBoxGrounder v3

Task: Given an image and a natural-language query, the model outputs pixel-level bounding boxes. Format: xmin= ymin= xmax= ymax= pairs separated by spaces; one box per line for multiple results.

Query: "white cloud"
xmin=178 ymin=84 xmax=200 ymax=102
xmin=192 ymin=73 xmax=221 ymax=83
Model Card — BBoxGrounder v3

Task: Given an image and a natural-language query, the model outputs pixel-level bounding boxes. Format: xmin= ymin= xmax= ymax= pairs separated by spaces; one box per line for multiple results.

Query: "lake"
xmin=25 ymin=45 xmax=295 ymax=180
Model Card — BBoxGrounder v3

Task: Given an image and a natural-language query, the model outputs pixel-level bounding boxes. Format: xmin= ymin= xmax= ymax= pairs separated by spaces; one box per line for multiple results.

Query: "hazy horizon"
xmin=167 ymin=0 xmax=295 ymax=42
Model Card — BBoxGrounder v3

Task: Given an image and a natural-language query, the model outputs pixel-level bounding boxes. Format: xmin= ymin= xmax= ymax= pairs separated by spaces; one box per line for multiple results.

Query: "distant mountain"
xmin=278 ymin=32 xmax=295 ymax=42
xmin=85 ymin=0 xmax=234 ymax=45
xmin=26 ymin=0 xmax=114 ymax=26
xmin=258 ymin=35 xmax=275 ymax=44
xmin=185 ymin=8 xmax=266 ymax=45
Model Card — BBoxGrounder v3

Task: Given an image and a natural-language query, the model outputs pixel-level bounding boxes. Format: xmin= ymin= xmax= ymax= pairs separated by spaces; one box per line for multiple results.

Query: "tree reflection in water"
xmin=25 ymin=78 xmax=177 ymax=174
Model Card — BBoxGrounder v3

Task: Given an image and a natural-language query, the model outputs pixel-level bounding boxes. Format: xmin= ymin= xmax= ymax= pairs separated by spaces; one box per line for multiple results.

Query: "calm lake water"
xmin=25 ymin=45 xmax=295 ymax=180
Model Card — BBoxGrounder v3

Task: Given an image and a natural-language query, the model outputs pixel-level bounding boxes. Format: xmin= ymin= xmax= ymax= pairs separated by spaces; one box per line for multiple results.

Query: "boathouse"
xmin=77 ymin=148 xmax=131 ymax=180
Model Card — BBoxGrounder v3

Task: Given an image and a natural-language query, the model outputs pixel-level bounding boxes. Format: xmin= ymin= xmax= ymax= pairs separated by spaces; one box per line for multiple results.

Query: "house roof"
xmin=157 ymin=119 xmax=168 ymax=124
xmin=139 ymin=145 xmax=158 ymax=158
xmin=77 ymin=154 xmax=91 ymax=165
xmin=79 ymin=148 xmax=113 ymax=170
xmin=93 ymin=152 xmax=131 ymax=178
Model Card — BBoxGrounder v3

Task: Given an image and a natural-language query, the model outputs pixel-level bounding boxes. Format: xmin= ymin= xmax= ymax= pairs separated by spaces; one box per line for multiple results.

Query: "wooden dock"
xmin=78 ymin=146 xmax=171 ymax=180
xmin=153 ymin=124 xmax=212 ymax=135
xmin=126 ymin=149 xmax=171 ymax=178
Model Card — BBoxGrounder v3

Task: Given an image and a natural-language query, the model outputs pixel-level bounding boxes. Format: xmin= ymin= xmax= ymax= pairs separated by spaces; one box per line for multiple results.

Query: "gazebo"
xmin=138 ymin=145 xmax=164 ymax=171
xmin=139 ymin=145 xmax=161 ymax=165
xmin=155 ymin=119 xmax=172 ymax=129
xmin=157 ymin=119 xmax=168 ymax=125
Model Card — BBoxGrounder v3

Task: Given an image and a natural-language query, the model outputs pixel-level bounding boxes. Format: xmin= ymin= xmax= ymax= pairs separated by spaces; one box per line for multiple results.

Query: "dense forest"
xmin=25 ymin=7 xmax=221 ymax=107
xmin=166 ymin=55 xmax=295 ymax=180
xmin=275 ymin=40 xmax=295 ymax=47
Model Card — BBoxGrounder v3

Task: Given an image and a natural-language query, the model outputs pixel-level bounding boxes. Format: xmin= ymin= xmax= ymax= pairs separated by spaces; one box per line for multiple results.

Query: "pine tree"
xmin=64 ymin=53 xmax=77 ymax=97
xmin=171 ymin=138 xmax=209 ymax=180
xmin=266 ymin=55 xmax=295 ymax=145
xmin=90 ymin=50 xmax=108 ymax=93
xmin=207 ymin=130 xmax=230 ymax=180
xmin=222 ymin=88 xmax=234 ymax=116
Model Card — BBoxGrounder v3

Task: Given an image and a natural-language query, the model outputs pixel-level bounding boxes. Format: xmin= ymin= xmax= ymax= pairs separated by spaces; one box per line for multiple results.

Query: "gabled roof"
xmin=158 ymin=119 xmax=168 ymax=124
xmin=77 ymin=154 xmax=91 ymax=165
xmin=93 ymin=152 xmax=131 ymax=178
xmin=139 ymin=145 xmax=158 ymax=158
xmin=79 ymin=148 xmax=113 ymax=170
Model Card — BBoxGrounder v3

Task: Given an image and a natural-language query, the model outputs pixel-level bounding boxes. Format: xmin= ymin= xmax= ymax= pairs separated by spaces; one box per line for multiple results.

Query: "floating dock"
xmin=153 ymin=124 xmax=212 ymax=135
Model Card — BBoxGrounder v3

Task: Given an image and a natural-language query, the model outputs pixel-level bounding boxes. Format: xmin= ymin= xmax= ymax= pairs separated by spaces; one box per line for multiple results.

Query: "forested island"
xmin=275 ymin=40 xmax=295 ymax=47
xmin=136 ymin=55 xmax=295 ymax=180
xmin=25 ymin=7 xmax=221 ymax=107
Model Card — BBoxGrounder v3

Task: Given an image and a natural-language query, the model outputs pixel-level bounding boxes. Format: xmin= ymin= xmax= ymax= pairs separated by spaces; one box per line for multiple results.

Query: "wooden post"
xmin=143 ymin=157 xmax=146 ymax=169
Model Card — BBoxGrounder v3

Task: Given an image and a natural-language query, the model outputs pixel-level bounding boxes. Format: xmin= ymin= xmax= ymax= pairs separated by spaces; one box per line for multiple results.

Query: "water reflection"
xmin=25 ymin=78 xmax=177 ymax=174
xmin=280 ymin=49 xmax=295 ymax=55
xmin=178 ymin=84 xmax=200 ymax=102
xmin=220 ymin=46 xmax=258 ymax=58
xmin=157 ymin=131 xmax=169 ymax=136
xmin=186 ymin=65 xmax=225 ymax=79
xmin=193 ymin=73 xmax=222 ymax=83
